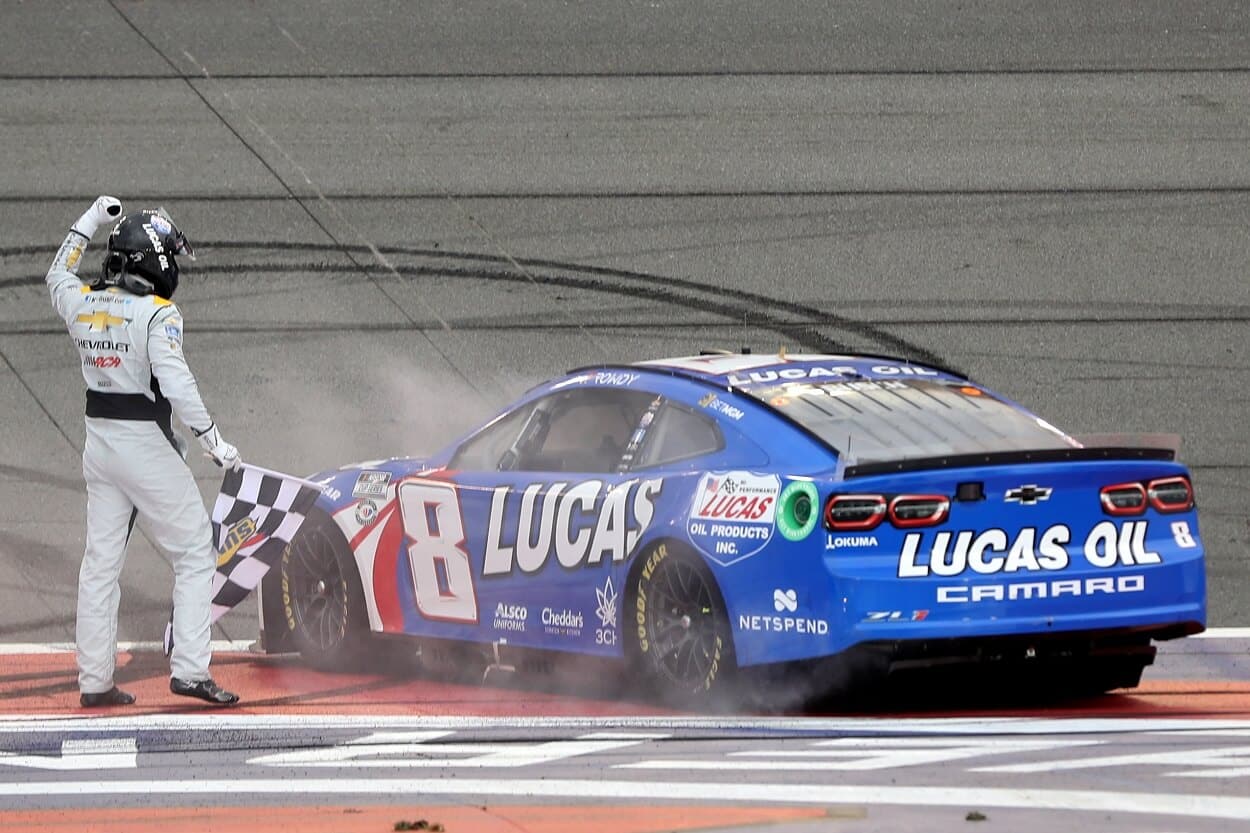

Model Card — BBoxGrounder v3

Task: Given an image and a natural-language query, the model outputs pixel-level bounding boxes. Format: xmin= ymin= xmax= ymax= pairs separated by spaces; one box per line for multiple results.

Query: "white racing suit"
xmin=47 ymin=229 xmax=219 ymax=695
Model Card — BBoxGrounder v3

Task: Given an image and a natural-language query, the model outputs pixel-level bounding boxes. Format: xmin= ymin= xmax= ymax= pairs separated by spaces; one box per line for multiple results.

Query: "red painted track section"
xmin=2 ymin=649 xmax=1248 ymax=833
xmin=0 ymin=805 xmax=836 ymax=833
xmin=0 ymin=650 xmax=670 ymax=716
xmin=2 ymin=649 xmax=1248 ymax=718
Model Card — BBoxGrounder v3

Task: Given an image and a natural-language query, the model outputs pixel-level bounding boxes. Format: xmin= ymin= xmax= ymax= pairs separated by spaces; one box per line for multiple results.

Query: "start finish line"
xmin=1 ymin=716 xmax=1250 ymax=824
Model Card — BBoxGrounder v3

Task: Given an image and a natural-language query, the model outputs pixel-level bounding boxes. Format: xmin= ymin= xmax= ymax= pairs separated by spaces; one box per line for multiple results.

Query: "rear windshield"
xmin=743 ymin=378 xmax=1077 ymax=464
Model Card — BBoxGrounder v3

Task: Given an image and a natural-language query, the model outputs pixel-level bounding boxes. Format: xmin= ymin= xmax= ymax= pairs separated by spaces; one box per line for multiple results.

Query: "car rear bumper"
xmin=738 ymin=621 xmax=1201 ymax=707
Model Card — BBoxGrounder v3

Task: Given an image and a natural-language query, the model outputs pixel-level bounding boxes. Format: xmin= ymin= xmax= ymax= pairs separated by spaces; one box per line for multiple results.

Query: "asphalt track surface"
xmin=0 ymin=637 xmax=1247 ymax=832
xmin=1 ymin=1 xmax=1249 ymax=830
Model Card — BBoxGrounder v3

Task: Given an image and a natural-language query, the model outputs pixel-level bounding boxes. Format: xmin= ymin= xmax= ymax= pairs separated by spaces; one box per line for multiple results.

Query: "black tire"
xmin=280 ymin=509 xmax=371 ymax=671
xmin=1062 ymin=656 xmax=1150 ymax=697
xmin=627 ymin=541 xmax=736 ymax=706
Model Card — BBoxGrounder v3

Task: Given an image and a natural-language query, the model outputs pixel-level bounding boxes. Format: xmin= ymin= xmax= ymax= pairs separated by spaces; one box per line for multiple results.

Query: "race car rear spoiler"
xmin=843 ymin=433 xmax=1181 ymax=478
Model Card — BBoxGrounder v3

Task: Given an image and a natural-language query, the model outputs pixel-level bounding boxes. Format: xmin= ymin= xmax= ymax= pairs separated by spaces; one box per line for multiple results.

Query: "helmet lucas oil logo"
xmin=687 ymin=471 xmax=780 ymax=566
xmin=141 ymin=221 xmax=171 ymax=272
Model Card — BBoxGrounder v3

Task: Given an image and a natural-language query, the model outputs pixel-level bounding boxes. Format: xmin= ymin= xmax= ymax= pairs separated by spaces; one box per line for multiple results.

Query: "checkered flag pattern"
xmin=163 ymin=463 xmax=320 ymax=656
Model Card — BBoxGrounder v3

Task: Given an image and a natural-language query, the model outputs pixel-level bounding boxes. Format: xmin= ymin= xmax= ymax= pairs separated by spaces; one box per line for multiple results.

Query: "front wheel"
xmin=627 ymin=542 xmax=736 ymax=706
xmin=280 ymin=509 xmax=371 ymax=671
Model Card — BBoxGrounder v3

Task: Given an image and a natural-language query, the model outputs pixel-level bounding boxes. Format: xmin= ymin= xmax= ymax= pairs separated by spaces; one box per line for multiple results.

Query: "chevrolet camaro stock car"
xmin=257 ymin=352 xmax=1206 ymax=705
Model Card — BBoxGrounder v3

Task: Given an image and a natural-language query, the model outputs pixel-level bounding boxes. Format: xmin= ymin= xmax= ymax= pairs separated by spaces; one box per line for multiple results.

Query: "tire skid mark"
xmin=0 ymin=241 xmax=948 ymax=368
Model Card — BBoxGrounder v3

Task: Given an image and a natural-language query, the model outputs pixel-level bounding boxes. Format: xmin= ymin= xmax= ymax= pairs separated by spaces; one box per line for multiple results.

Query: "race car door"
xmin=442 ymin=385 xmax=665 ymax=653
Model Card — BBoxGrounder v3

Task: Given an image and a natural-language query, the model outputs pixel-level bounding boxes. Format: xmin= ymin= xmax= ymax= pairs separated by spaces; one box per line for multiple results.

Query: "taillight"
xmin=1147 ymin=476 xmax=1194 ymax=512
xmin=1100 ymin=482 xmax=1146 ymax=516
xmin=825 ymin=495 xmax=887 ymax=531
xmin=889 ymin=494 xmax=950 ymax=528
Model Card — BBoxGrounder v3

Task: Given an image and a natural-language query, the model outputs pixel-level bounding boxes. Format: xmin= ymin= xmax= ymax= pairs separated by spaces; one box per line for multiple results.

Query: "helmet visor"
xmin=154 ymin=207 xmax=195 ymax=260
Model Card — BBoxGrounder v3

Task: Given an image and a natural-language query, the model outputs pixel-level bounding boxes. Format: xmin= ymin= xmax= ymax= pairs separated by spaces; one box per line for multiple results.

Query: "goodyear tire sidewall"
xmin=631 ymin=541 xmax=733 ymax=697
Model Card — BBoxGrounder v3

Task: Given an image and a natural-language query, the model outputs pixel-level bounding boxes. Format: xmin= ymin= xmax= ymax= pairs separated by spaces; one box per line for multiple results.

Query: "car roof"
xmin=629 ymin=352 xmax=969 ymax=384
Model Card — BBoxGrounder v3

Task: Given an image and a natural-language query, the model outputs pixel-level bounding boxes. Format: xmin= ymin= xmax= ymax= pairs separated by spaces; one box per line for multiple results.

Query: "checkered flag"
xmin=163 ymin=463 xmax=320 ymax=656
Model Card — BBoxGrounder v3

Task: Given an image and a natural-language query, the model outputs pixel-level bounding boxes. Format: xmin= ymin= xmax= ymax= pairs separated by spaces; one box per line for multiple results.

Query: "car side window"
xmin=453 ymin=390 xmax=654 ymax=473
xmin=512 ymin=388 xmax=658 ymax=473
xmin=632 ymin=402 xmax=724 ymax=469
xmin=448 ymin=403 xmax=536 ymax=471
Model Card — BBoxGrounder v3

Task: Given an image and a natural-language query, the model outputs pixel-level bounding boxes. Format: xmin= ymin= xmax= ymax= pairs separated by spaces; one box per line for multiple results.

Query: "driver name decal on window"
xmin=483 ymin=478 xmax=664 ymax=576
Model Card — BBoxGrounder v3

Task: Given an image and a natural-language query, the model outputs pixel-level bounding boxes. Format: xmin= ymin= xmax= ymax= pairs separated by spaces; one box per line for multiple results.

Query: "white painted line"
xmin=1193 ymin=628 xmax=1250 ymax=639
xmin=1 ymin=715 xmax=1249 ymax=734
xmin=0 ymin=640 xmax=256 ymax=655
xmin=0 ymin=777 xmax=1248 ymax=821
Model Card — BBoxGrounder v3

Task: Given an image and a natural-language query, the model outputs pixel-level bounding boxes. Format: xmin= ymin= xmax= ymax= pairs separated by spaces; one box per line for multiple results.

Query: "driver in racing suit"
xmin=47 ymin=196 xmax=241 ymax=707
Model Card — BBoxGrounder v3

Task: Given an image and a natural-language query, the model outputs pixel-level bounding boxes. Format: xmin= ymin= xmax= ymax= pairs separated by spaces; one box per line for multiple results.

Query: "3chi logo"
xmin=1005 ymin=484 xmax=1052 ymax=505
xmin=594 ymin=576 xmax=619 ymax=646
xmin=773 ymin=588 xmax=797 ymax=613
xmin=595 ymin=576 xmax=618 ymax=628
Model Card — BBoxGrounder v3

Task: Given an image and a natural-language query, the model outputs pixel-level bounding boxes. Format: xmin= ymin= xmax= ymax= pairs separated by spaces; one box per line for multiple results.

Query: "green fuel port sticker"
xmin=777 ymin=480 xmax=819 ymax=541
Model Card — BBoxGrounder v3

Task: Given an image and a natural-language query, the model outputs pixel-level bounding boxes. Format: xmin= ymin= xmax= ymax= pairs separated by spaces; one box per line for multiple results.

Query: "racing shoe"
xmin=170 ymin=677 xmax=239 ymax=705
xmin=80 ymin=686 xmax=135 ymax=707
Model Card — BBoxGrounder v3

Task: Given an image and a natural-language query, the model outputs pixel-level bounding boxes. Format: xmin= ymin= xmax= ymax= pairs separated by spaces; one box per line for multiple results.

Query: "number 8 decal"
xmin=1170 ymin=520 xmax=1197 ymax=549
xmin=397 ymin=480 xmax=479 ymax=623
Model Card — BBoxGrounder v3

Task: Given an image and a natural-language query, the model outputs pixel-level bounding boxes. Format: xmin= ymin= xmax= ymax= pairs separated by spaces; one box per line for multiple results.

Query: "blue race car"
xmin=260 ymin=352 xmax=1205 ymax=704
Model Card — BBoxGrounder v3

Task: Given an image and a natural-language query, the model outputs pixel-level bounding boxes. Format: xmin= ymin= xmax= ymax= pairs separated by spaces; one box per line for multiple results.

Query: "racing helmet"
xmin=99 ymin=208 xmax=195 ymax=299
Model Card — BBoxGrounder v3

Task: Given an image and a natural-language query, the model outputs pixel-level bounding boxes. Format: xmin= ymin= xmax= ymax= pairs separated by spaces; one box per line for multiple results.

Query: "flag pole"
xmin=238 ymin=462 xmax=327 ymax=491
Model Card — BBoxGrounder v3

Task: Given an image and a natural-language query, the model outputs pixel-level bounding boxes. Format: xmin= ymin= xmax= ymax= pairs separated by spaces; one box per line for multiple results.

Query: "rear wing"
xmin=843 ymin=434 xmax=1181 ymax=479
xmin=1071 ymin=433 xmax=1182 ymax=456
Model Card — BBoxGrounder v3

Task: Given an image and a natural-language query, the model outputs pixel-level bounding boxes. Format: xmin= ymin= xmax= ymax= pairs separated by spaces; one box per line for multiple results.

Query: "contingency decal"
xmin=593 ymin=575 xmax=619 ymax=647
xmin=687 ymin=471 xmax=780 ymax=566
xmin=619 ymin=396 xmax=663 ymax=470
xmin=697 ymin=391 xmax=745 ymax=421
xmin=482 ymin=478 xmax=664 ymax=576
xmin=736 ymin=586 xmax=830 ymax=637
xmin=776 ymin=481 xmax=819 ymax=542
xmin=353 ymin=471 xmax=392 ymax=499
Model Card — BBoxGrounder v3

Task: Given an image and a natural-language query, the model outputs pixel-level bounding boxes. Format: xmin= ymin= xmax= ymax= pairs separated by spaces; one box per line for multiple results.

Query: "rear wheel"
xmin=628 ymin=542 xmax=736 ymax=706
xmin=281 ymin=509 xmax=371 ymax=671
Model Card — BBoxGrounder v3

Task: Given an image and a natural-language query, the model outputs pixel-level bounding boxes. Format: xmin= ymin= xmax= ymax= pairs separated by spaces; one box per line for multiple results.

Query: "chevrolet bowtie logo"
xmin=76 ymin=310 xmax=125 ymax=332
xmin=1005 ymin=484 xmax=1053 ymax=505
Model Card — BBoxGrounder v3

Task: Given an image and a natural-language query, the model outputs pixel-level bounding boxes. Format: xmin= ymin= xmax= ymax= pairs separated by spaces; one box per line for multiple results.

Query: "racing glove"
xmin=71 ymin=196 xmax=123 ymax=240
xmin=194 ymin=422 xmax=242 ymax=471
